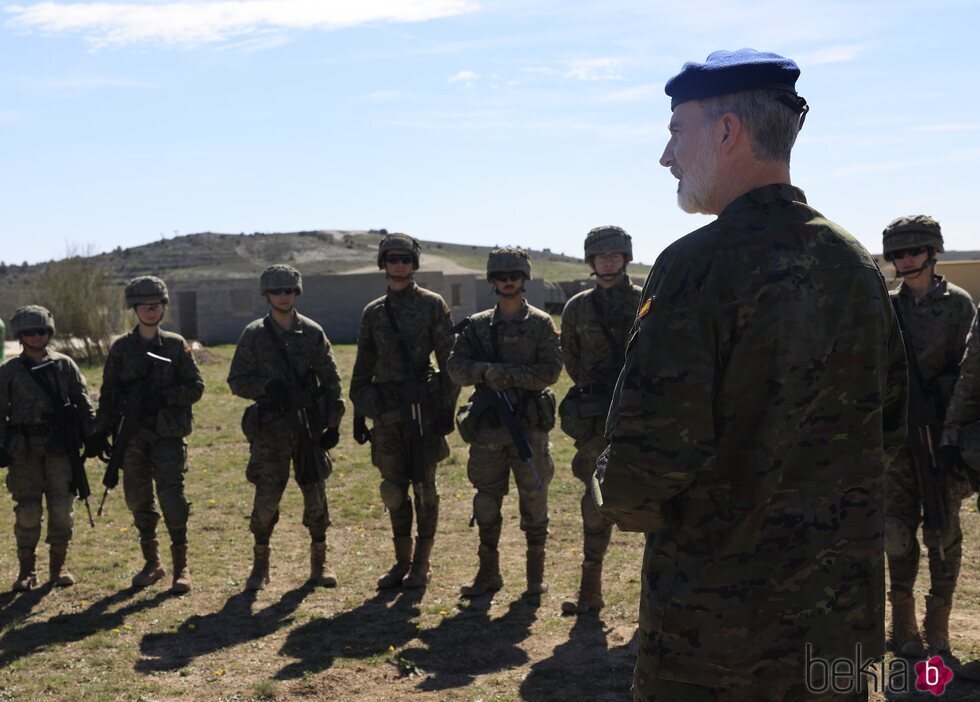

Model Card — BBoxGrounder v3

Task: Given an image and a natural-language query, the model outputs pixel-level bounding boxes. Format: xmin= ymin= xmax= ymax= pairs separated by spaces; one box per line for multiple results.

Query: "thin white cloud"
xmin=356 ymin=89 xmax=410 ymax=102
xmin=830 ymin=148 xmax=980 ymax=177
xmin=17 ymin=75 xmax=155 ymax=89
xmin=5 ymin=0 xmax=480 ymax=49
xmin=448 ymin=70 xmax=478 ymax=83
xmin=910 ymin=123 xmax=980 ymax=133
xmin=600 ymin=83 xmax=661 ymax=103
xmin=795 ymin=43 xmax=867 ymax=66
xmin=565 ymin=57 xmax=622 ymax=81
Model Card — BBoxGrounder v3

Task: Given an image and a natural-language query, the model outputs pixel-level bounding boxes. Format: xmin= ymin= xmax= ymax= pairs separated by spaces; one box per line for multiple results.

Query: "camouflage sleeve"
xmin=943 ymin=313 xmax=980 ymax=446
xmin=167 ymin=341 xmax=205 ymax=407
xmin=560 ymin=300 xmax=582 ymax=385
xmin=508 ymin=317 xmax=563 ymax=390
xmin=447 ymin=326 xmax=489 ymax=387
xmin=0 ymin=363 xmax=11 ymax=448
xmin=313 ymin=330 xmax=345 ymax=427
xmin=433 ymin=301 xmax=461 ymax=409
xmin=95 ymin=342 xmax=124 ymax=432
xmin=882 ymin=313 xmax=910 ymax=462
xmin=227 ymin=327 xmax=270 ymax=400
xmin=349 ymin=309 xmax=377 ymax=403
xmin=66 ymin=358 xmax=97 ymax=435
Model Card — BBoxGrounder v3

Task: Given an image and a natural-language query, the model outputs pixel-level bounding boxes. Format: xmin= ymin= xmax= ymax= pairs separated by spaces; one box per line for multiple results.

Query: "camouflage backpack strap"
xmin=382 ymin=297 xmax=418 ymax=382
xmin=262 ymin=317 xmax=307 ymax=387
xmin=588 ymin=292 xmax=625 ymax=367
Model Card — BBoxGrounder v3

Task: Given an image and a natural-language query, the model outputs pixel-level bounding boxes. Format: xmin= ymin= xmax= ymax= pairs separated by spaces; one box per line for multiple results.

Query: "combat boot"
xmin=460 ymin=545 xmax=503 ymax=597
xmin=923 ymin=594 xmax=953 ymax=655
xmin=377 ymin=536 xmax=412 ymax=589
xmin=525 ymin=545 xmax=548 ymax=596
xmin=170 ymin=544 xmax=191 ymax=594
xmin=403 ymin=537 xmax=433 ymax=589
xmin=49 ymin=544 xmax=76 ymax=587
xmin=245 ymin=545 xmax=271 ymax=591
xmin=12 ymin=548 xmax=37 ymax=592
xmin=888 ymin=590 xmax=925 ymax=657
xmin=132 ymin=539 xmax=166 ymax=589
xmin=561 ymin=561 xmax=604 ymax=614
xmin=310 ymin=541 xmax=337 ymax=588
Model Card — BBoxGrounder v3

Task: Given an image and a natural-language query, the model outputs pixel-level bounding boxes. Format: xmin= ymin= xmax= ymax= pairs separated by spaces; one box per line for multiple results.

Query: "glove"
xmin=84 ymin=433 xmax=111 ymax=459
xmin=265 ymin=378 xmax=289 ymax=400
xmin=0 ymin=448 xmax=10 ymax=468
xmin=940 ymin=444 xmax=967 ymax=481
xmin=353 ymin=415 xmax=372 ymax=445
xmin=319 ymin=427 xmax=340 ymax=450
xmin=434 ymin=408 xmax=456 ymax=436
xmin=483 ymin=365 xmax=513 ymax=392
xmin=141 ymin=389 xmax=167 ymax=414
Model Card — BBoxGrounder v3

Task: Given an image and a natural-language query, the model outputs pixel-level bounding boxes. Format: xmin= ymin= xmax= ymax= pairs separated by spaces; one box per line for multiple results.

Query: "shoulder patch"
xmin=637 ymin=297 xmax=653 ymax=320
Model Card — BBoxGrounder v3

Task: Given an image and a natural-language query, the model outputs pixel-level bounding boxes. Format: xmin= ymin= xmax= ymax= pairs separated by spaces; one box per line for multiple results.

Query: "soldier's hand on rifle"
xmin=0 ymin=448 xmax=10 ymax=468
xmin=353 ymin=415 xmax=372 ymax=445
xmin=484 ymin=365 xmax=513 ymax=391
xmin=265 ymin=378 xmax=289 ymax=400
xmin=940 ymin=444 xmax=967 ymax=480
xmin=84 ymin=432 xmax=111 ymax=460
xmin=319 ymin=427 xmax=340 ymax=450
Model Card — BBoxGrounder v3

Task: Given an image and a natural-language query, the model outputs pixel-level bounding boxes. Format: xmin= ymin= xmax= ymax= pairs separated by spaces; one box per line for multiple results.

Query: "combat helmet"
xmin=259 ymin=264 xmax=303 ymax=295
xmin=125 ymin=276 xmax=169 ymax=307
xmin=584 ymin=225 xmax=633 ymax=262
xmin=377 ymin=232 xmax=422 ymax=270
xmin=882 ymin=215 xmax=944 ymax=260
xmin=10 ymin=305 xmax=55 ymax=338
xmin=486 ymin=247 xmax=532 ymax=280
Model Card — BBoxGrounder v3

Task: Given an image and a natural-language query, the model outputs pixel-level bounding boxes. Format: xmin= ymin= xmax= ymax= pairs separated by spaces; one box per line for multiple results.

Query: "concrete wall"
xmin=876 ymin=258 xmax=980 ymax=304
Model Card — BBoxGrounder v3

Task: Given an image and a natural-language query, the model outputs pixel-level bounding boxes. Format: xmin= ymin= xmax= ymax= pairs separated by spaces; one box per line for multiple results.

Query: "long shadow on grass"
xmin=0 ymin=585 xmax=52 ymax=631
xmin=399 ymin=595 xmax=538 ymax=692
xmin=520 ymin=615 xmax=637 ymax=701
xmin=0 ymin=585 xmax=168 ymax=668
xmin=274 ymin=588 xmax=423 ymax=680
xmin=136 ymin=585 xmax=313 ymax=673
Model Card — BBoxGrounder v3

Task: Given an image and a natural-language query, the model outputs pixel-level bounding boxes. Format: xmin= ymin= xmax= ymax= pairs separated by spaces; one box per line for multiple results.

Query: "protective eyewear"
xmin=267 ymin=288 xmax=298 ymax=296
xmin=20 ymin=328 xmax=50 ymax=337
xmin=490 ymin=272 xmax=524 ymax=282
xmin=385 ymin=254 xmax=414 ymax=265
xmin=887 ymin=246 xmax=929 ymax=261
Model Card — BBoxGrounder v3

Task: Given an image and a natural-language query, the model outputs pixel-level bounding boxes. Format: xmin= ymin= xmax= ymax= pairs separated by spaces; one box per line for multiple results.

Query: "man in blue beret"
xmin=593 ymin=49 xmax=908 ymax=701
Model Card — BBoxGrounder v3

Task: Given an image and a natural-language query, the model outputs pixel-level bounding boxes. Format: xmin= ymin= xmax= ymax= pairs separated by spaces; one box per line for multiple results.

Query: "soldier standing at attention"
xmin=349 ymin=233 xmax=459 ymax=589
xmin=593 ymin=50 xmax=908 ymax=701
xmin=449 ymin=248 xmax=562 ymax=598
xmin=0 ymin=306 xmax=98 ymax=590
xmin=228 ymin=265 xmax=345 ymax=591
xmin=881 ymin=216 xmax=975 ymax=658
xmin=558 ymin=226 xmax=641 ymax=615
xmin=96 ymin=277 xmax=204 ymax=594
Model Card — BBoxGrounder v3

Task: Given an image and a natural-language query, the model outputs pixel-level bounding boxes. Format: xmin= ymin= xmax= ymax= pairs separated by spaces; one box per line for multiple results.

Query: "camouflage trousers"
xmin=885 ymin=448 xmax=969 ymax=599
xmin=369 ymin=423 xmax=448 ymax=540
xmin=246 ymin=417 xmax=330 ymax=545
xmin=5 ymin=437 xmax=74 ymax=550
xmin=572 ymin=434 xmax=614 ymax=564
xmin=635 ymin=676 xmax=867 ymax=702
xmin=122 ymin=429 xmax=190 ymax=546
xmin=466 ymin=429 xmax=555 ymax=548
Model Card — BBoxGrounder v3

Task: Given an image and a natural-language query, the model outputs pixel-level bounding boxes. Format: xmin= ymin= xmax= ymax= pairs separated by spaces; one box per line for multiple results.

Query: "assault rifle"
xmin=26 ymin=360 xmax=95 ymax=527
xmin=99 ymin=351 xmax=172 ymax=515
xmin=452 ymin=318 xmax=542 ymax=490
xmin=263 ymin=318 xmax=329 ymax=487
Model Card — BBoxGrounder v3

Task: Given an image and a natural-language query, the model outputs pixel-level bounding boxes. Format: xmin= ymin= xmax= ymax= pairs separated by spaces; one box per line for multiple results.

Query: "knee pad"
xmin=380 ymin=479 xmax=407 ymax=512
xmin=884 ymin=517 xmax=914 ymax=558
xmin=14 ymin=500 xmax=43 ymax=529
xmin=473 ymin=490 xmax=501 ymax=526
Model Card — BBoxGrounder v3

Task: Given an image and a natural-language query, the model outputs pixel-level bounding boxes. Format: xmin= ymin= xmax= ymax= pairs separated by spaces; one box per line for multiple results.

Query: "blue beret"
xmin=665 ymin=48 xmax=801 ymax=110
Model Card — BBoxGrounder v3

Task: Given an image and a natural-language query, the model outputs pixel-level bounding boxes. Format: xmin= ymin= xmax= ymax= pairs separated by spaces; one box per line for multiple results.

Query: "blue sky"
xmin=1 ymin=0 xmax=978 ymax=267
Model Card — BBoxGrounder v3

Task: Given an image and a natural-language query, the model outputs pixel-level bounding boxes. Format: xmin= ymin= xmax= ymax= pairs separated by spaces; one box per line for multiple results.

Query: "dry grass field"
xmin=0 ymin=342 xmax=977 ymax=701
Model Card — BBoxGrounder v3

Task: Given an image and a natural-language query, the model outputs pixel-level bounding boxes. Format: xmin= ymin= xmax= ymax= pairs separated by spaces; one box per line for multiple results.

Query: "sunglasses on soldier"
xmin=267 ymin=288 xmax=298 ymax=296
xmin=20 ymin=328 xmax=49 ymax=337
xmin=490 ymin=272 xmax=524 ymax=282
xmin=887 ymin=246 xmax=929 ymax=261
xmin=385 ymin=254 xmax=414 ymax=265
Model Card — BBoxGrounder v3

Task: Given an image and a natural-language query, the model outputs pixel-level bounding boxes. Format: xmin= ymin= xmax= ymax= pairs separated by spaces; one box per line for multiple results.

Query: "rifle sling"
xmin=589 ymin=290 xmax=625 ymax=366
xmin=262 ymin=316 xmax=311 ymax=388
xmin=382 ymin=297 xmax=422 ymax=394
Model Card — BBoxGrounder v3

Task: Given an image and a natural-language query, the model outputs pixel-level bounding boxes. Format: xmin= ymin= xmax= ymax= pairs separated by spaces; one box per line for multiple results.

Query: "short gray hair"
xmin=702 ymin=89 xmax=800 ymax=163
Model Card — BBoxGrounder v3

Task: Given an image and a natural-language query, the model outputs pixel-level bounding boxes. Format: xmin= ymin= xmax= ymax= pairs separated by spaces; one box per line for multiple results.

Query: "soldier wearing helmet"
xmin=448 ymin=247 xmax=563 ymax=598
xmin=349 ymin=233 xmax=459 ymax=589
xmin=95 ymin=276 xmax=204 ymax=594
xmin=557 ymin=227 xmax=642 ymax=615
xmin=881 ymin=215 xmax=976 ymax=659
xmin=0 ymin=305 xmax=97 ymax=591
xmin=228 ymin=264 xmax=346 ymax=591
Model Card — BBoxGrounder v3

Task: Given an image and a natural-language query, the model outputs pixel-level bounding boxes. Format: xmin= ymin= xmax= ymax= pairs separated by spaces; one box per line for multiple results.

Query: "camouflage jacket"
xmin=349 ymin=283 xmax=459 ymax=417
xmin=0 ymin=350 xmax=96 ymax=448
xmin=448 ymin=300 xmax=562 ymax=441
xmin=97 ymin=327 xmax=204 ymax=437
xmin=890 ymin=276 xmax=975 ymax=410
xmin=228 ymin=311 xmax=344 ymax=426
xmin=561 ymin=275 xmax=642 ymax=389
xmin=596 ymin=184 xmax=908 ymax=687
xmin=943 ymin=311 xmax=980 ymax=446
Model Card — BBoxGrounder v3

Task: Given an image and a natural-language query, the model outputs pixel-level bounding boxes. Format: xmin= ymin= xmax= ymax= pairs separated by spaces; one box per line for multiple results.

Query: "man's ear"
xmin=716 ymin=112 xmax=743 ymax=154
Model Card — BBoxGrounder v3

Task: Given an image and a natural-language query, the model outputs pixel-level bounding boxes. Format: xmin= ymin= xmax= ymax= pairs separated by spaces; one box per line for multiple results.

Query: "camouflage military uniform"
xmin=350 ymin=282 xmax=458 ymax=584
xmin=228 ymin=311 xmax=345 ymax=547
xmin=448 ymin=299 xmax=562 ymax=587
xmin=595 ymin=184 xmax=908 ymax=694
xmin=944 ymin=312 xmax=980 ymax=478
xmin=1 ymin=351 xmax=95 ymax=551
xmin=886 ymin=278 xmax=974 ymax=602
xmin=98 ymin=327 xmax=204 ymax=547
xmin=560 ymin=276 xmax=641 ymax=564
